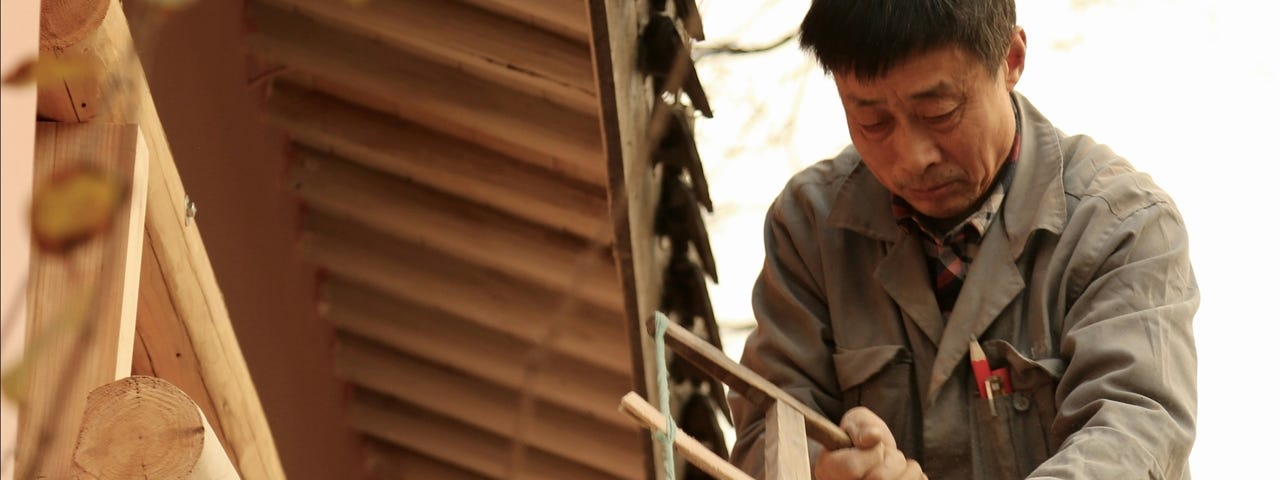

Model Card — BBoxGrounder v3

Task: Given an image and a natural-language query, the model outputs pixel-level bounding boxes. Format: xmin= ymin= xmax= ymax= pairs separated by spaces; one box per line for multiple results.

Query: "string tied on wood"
xmin=653 ymin=311 xmax=677 ymax=479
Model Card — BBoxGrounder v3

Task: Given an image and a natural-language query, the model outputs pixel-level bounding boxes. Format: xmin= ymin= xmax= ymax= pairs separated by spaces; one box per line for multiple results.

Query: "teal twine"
xmin=653 ymin=312 xmax=677 ymax=479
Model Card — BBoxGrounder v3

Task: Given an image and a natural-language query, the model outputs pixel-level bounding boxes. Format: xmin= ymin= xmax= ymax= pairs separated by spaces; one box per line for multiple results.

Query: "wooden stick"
xmin=650 ymin=319 xmax=854 ymax=451
xmin=72 ymin=375 xmax=239 ymax=480
xmin=764 ymin=401 xmax=810 ymax=480
xmin=619 ymin=392 xmax=753 ymax=480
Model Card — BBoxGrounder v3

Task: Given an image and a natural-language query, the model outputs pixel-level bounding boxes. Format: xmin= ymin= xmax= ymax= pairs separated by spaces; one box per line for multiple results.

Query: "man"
xmin=727 ymin=1 xmax=1198 ymax=479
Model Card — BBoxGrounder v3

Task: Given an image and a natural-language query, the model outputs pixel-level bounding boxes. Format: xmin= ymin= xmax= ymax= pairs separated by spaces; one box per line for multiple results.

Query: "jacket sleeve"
xmin=1030 ymin=202 xmax=1198 ymax=479
xmin=728 ymin=183 xmax=843 ymax=477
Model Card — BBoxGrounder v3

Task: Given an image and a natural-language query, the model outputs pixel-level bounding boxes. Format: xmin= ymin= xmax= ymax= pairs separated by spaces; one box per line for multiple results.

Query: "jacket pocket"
xmin=975 ymin=340 xmax=1063 ymax=477
xmin=832 ymin=345 xmax=917 ymax=457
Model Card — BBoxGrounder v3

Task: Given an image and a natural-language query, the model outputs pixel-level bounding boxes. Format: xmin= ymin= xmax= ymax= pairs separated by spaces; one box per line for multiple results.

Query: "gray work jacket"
xmin=729 ymin=93 xmax=1198 ymax=479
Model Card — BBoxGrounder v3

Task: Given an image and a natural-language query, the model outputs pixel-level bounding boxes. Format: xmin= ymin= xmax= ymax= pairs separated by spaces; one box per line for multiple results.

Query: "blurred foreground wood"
xmin=73 ymin=375 xmax=239 ymax=480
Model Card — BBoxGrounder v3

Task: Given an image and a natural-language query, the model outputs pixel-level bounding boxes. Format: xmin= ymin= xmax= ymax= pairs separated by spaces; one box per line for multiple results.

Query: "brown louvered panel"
xmin=351 ymin=390 xmax=627 ymax=480
xmin=363 ymin=439 xmax=491 ymax=480
xmin=300 ymin=213 xmax=631 ymax=376
xmin=257 ymin=0 xmax=596 ymax=114
xmin=290 ymin=148 xmax=622 ymax=312
xmin=247 ymin=1 xmax=607 ymax=186
xmin=456 ymin=0 xmax=592 ymax=44
xmin=321 ymin=278 xmax=631 ymax=429
xmin=335 ymin=334 xmax=643 ymax=479
xmin=265 ymin=83 xmax=610 ymax=242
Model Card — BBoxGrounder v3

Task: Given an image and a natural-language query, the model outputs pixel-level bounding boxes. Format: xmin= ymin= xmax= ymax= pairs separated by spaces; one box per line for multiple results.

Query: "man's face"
xmin=834 ymin=29 xmax=1027 ymax=220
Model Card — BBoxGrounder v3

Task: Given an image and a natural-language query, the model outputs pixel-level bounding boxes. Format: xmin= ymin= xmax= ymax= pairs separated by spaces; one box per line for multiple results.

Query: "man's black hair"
xmin=799 ymin=0 xmax=1017 ymax=81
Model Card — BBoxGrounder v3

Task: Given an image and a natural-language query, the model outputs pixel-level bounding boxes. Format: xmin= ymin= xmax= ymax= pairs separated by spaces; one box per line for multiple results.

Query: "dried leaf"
xmin=0 ymin=292 xmax=91 ymax=406
xmin=1 ymin=55 xmax=92 ymax=87
xmin=31 ymin=166 xmax=129 ymax=254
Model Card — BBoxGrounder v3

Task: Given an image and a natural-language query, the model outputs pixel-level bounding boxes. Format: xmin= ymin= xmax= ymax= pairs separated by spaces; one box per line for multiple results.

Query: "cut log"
xmin=35 ymin=0 xmax=124 ymax=121
xmin=258 ymin=0 xmax=596 ymax=114
xmin=17 ymin=122 xmax=148 ymax=480
xmin=291 ymin=148 xmax=622 ymax=312
xmin=266 ymin=83 xmax=610 ymax=241
xmin=72 ymin=375 xmax=239 ymax=480
xmin=247 ymin=1 xmax=607 ymax=186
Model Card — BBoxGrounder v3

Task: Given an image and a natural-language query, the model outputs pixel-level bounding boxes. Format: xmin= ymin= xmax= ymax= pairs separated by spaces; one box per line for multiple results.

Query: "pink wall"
xmin=0 ymin=0 xmax=39 ymax=478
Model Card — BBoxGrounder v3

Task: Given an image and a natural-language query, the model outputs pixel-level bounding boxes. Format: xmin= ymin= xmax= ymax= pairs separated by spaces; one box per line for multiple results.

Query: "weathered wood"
xmin=72 ymin=376 xmax=239 ymax=480
xmin=654 ymin=320 xmax=854 ymax=451
xmin=292 ymin=149 xmax=622 ymax=313
xmin=363 ymin=439 xmax=489 ymax=480
xmin=131 ymin=232 xmax=234 ymax=465
xmin=301 ymin=212 xmax=631 ymax=376
xmin=350 ymin=390 xmax=628 ymax=480
xmin=335 ymin=335 xmax=643 ymax=479
xmin=35 ymin=0 xmax=123 ymax=121
xmin=457 ymin=0 xmax=592 ymax=44
xmin=265 ymin=82 xmax=610 ymax=242
xmin=247 ymin=1 xmax=607 ymax=186
xmin=588 ymin=0 xmax=666 ymax=476
xmin=87 ymin=1 xmax=287 ymax=476
xmin=259 ymin=0 xmax=596 ymax=114
xmin=764 ymin=401 xmax=810 ymax=480
xmin=618 ymin=392 xmax=752 ymax=480
xmin=322 ymin=279 xmax=631 ymax=430
xmin=17 ymin=122 xmax=148 ymax=480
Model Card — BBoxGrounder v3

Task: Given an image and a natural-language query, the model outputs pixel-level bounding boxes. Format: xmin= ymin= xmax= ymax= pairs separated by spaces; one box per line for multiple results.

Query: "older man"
xmin=728 ymin=1 xmax=1198 ymax=479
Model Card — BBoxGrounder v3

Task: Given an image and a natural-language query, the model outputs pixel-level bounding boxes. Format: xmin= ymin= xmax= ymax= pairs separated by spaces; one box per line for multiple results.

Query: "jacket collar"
xmin=824 ymin=92 xmax=1067 ymax=256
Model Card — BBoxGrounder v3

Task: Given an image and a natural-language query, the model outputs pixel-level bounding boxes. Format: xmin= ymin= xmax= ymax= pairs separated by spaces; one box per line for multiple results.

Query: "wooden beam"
xmin=457 ymin=0 xmax=592 ymax=44
xmin=292 ymin=149 xmax=622 ymax=313
xmin=84 ymin=2 xmax=287 ymax=477
xmin=335 ymin=335 xmax=644 ymax=479
xmin=17 ymin=122 xmax=148 ymax=480
xmin=301 ymin=212 xmax=631 ymax=376
xmin=350 ymin=390 xmax=628 ymax=480
xmin=265 ymin=82 xmax=610 ymax=242
xmin=587 ymin=0 xmax=665 ymax=476
xmin=131 ymin=231 xmax=234 ymax=466
xmin=258 ymin=0 xmax=596 ymax=114
xmin=619 ymin=392 xmax=752 ymax=480
xmin=764 ymin=402 xmax=810 ymax=480
xmin=322 ymin=279 xmax=631 ymax=430
xmin=72 ymin=376 xmax=239 ymax=480
xmin=247 ymin=1 xmax=607 ymax=186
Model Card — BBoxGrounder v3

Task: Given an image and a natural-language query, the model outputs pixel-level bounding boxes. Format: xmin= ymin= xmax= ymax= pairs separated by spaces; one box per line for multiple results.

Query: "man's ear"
xmin=1005 ymin=27 xmax=1027 ymax=90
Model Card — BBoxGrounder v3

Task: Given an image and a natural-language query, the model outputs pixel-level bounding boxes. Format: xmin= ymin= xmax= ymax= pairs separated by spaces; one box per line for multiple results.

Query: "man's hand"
xmin=814 ymin=407 xmax=927 ymax=480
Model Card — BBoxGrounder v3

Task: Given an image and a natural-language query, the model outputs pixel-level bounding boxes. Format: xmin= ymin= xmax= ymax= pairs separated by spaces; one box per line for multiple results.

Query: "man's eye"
xmin=923 ymin=108 xmax=959 ymax=124
xmin=861 ymin=120 xmax=890 ymax=133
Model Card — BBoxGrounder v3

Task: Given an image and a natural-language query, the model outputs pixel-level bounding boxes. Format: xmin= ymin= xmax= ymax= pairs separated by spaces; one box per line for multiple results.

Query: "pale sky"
xmin=693 ymin=1 xmax=1280 ymax=476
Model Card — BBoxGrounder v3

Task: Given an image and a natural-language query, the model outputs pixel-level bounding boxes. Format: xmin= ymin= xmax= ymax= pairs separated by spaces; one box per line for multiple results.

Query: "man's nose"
xmin=891 ymin=124 xmax=942 ymax=174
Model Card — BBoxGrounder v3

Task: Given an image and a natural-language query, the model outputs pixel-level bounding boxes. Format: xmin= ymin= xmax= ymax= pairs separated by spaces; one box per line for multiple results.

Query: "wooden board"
xmin=17 ymin=122 xmax=148 ymax=480
xmin=764 ymin=401 xmax=811 ymax=480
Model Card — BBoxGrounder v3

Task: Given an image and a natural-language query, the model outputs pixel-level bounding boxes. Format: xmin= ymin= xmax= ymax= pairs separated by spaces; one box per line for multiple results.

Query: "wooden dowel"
xmin=618 ymin=392 xmax=753 ymax=480
xmin=650 ymin=319 xmax=854 ymax=451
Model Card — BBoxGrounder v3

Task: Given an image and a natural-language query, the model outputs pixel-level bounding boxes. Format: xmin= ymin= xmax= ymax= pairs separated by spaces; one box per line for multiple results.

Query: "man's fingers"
xmin=898 ymin=459 xmax=926 ymax=480
xmin=814 ymin=445 xmax=887 ymax=480
xmin=839 ymin=407 xmax=898 ymax=451
xmin=862 ymin=447 xmax=907 ymax=480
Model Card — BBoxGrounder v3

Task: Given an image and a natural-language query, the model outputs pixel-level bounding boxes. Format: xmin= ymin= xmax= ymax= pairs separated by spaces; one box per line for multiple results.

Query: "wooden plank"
xmin=655 ymin=320 xmax=853 ymax=451
xmin=335 ymin=335 xmax=644 ymax=479
xmin=72 ymin=376 xmax=240 ymax=480
xmin=587 ymin=0 xmax=664 ymax=477
xmin=131 ymin=231 xmax=235 ymax=465
xmin=300 ymin=212 xmax=631 ymax=376
xmin=458 ymin=0 xmax=591 ymax=44
xmin=265 ymin=82 xmax=610 ymax=242
xmin=764 ymin=401 xmax=810 ymax=480
xmin=17 ymin=122 xmax=148 ymax=480
xmin=618 ymin=392 xmax=752 ymax=480
xmin=364 ymin=439 xmax=491 ymax=480
xmin=259 ymin=0 xmax=596 ymax=114
xmin=322 ymin=279 xmax=631 ymax=430
xmin=247 ymin=1 xmax=607 ymax=186
xmin=292 ymin=149 xmax=622 ymax=313
xmin=83 ymin=1 xmax=287 ymax=476
xmin=350 ymin=390 xmax=628 ymax=480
